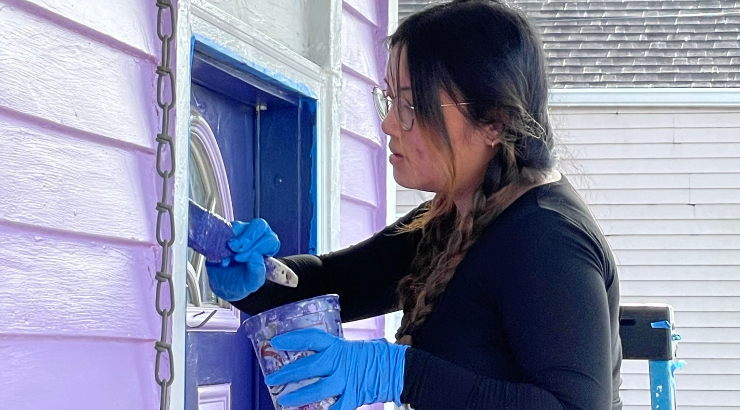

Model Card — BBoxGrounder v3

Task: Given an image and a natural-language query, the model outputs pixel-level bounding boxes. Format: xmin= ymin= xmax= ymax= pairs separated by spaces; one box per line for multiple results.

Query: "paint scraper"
xmin=188 ymin=199 xmax=299 ymax=288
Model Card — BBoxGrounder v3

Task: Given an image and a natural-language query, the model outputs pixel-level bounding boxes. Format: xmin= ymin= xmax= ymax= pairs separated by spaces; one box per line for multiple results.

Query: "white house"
xmin=398 ymin=1 xmax=740 ymax=408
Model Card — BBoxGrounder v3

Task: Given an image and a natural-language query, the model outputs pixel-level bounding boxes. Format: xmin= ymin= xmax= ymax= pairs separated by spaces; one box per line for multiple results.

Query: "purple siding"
xmin=339 ymin=4 xmax=392 ymax=409
xmin=340 ymin=6 xmax=390 ymax=406
xmin=0 ymin=1 xmax=162 ymax=408
xmin=1 ymin=0 xmax=393 ymax=408
xmin=340 ymin=0 xmax=389 ymax=250
xmin=340 ymin=0 xmax=390 ymax=319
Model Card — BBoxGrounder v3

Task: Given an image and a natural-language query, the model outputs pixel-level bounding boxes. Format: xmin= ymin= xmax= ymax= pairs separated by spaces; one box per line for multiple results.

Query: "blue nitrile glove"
xmin=206 ymin=219 xmax=280 ymax=301
xmin=264 ymin=328 xmax=408 ymax=410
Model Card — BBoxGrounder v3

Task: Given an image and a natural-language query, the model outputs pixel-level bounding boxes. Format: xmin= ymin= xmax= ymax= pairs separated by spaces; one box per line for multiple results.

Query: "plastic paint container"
xmin=244 ymin=295 xmax=344 ymax=410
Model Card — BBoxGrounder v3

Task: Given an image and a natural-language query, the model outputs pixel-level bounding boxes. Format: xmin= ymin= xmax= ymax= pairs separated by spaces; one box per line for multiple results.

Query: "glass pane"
xmin=200 ymin=265 xmax=219 ymax=305
xmin=188 ymin=112 xmax=228 ymax=307
xmin=188 ymin=150 xmax=208 ymax=205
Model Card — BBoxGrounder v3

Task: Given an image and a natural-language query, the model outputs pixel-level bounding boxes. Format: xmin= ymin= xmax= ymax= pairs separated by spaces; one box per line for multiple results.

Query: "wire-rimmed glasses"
xmin=372 ymin=86 xmax=472 ymax=131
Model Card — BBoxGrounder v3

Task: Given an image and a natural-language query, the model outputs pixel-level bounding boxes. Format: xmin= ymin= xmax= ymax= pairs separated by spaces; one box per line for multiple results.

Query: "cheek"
xmin=405 ymin=139 xmax=445 ymax=186
xmin=411 ymin=145 xmax=431 ymax=163
xmin=401 ymin=141 xmax=433 ymax=176
xmin=404 ymin=133 xmax=433 ymax=162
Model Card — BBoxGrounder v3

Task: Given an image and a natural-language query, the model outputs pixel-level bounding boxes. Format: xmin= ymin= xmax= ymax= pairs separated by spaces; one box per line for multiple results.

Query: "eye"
xmin=397 ymin=90 xmax=413 ymax=107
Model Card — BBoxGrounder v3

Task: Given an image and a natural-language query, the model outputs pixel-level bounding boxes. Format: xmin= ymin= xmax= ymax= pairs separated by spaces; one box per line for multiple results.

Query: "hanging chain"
xmin=154 ymin=1 xmax=177 ymax=409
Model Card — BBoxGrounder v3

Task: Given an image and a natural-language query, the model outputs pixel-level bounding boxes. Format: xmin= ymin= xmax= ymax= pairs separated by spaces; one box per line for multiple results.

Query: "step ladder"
xmin=620 ymin=303 xmax=683 ymax=410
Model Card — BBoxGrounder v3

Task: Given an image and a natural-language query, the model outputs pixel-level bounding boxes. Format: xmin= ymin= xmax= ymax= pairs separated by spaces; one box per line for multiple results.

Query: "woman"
xmin=207 ymin=1 xmax=622 ymax=409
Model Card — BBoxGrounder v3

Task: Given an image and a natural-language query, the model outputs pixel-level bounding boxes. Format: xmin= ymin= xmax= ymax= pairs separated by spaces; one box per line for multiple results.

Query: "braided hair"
xmin=391 ymin=0 xmax=556 ymax=345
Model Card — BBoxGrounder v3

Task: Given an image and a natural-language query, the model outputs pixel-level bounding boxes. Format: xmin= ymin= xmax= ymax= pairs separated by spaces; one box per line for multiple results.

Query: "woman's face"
xmin=382 ymin=47 xmax=498 ymax=198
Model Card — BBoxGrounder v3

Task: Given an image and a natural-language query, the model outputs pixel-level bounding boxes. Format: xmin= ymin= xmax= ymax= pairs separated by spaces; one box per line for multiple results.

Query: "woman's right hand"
xmin=206 ymin=219 xmax=280 ymax=301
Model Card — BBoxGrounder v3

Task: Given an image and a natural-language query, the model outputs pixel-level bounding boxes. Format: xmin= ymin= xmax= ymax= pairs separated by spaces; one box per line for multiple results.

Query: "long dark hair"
xmin=392 ymin=0 xmax=557 ymax=345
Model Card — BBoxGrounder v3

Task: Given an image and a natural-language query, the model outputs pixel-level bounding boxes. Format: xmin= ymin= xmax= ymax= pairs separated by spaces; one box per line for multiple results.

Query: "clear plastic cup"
xmin=243 ymin=295 xmax=344 ymax=410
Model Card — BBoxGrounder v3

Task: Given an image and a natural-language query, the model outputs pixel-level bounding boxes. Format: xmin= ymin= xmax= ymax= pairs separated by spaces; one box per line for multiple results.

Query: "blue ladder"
xmin=620 ymin=304 xmax=683 ymax=410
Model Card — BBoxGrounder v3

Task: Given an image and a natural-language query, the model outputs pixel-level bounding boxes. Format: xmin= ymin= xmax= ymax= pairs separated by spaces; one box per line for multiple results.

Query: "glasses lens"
xmin=399 ymin=100 xmax=414 ymax=131
xmin=372 ymin=87 xmax=389 ymax=120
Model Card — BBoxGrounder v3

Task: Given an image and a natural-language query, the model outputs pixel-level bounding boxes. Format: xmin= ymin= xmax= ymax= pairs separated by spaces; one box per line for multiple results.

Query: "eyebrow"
xmin=383 ymin=78 xmax=411 ymax=92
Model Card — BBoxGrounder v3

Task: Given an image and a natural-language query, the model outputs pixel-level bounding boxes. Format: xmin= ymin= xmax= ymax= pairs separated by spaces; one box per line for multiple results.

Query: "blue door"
xmin=186 ymin=42 xmax=317 ymax=410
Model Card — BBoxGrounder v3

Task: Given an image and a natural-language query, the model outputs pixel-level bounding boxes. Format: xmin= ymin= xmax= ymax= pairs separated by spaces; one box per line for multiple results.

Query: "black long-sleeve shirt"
xmin=234 ymin=176 xmax=622 ymax=410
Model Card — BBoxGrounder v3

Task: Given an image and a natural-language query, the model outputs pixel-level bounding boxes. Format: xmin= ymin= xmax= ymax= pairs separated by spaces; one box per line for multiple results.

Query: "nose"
xmin=381 ymin=106 xmax=401 ymax=137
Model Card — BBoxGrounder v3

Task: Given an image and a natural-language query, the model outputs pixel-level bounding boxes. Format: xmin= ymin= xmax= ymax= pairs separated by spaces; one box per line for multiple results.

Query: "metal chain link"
xmin=154 ymin=1 xmax=177 ymax=409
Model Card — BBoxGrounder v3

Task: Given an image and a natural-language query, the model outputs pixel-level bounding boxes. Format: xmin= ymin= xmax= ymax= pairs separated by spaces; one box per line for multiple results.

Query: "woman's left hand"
xmin=265 ymin=328 xmax=408 ymax=410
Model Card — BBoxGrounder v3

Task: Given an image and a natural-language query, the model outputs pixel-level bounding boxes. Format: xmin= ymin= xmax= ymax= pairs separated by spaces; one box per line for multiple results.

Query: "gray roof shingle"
xmin=398 ymin=0 xmax=740 ymax=87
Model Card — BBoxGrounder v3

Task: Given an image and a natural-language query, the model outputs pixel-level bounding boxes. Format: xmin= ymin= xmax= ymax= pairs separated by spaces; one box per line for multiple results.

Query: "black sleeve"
xmin=231 ymin=205 xmax=425 ymax=322
xmin=401 ymin=211 xmax=613 ymax=410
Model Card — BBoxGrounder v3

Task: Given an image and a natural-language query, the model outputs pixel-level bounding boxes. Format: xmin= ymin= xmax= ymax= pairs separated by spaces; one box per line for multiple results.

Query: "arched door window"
xmin=187 ymin=109 xmax=239 ymax=329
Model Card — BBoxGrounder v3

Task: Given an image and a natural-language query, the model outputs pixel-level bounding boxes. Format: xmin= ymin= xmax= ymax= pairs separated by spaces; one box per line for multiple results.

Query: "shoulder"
xmin=477 ymin=205 xmax=596 ymax=260
xmin=486 ymin=176 xmax=608 ymax=254
xmin=467 ymin=178 xmax=614 ymax=283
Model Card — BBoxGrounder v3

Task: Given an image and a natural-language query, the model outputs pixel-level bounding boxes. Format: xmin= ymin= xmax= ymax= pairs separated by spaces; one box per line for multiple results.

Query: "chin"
xmin=392 ymin=169 xmax=416 ymax=190
xmin=393 ymin=169 xmax=434 ymax=193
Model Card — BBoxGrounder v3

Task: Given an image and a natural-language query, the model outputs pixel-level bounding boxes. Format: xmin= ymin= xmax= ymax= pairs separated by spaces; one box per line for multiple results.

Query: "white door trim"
xmin=190 ymin=0 xmax=341 ymax=255
xmin=172 ymin=2 xmax=193 ymax=409
xmin=174 ymin=0 xmax=341 ymax=407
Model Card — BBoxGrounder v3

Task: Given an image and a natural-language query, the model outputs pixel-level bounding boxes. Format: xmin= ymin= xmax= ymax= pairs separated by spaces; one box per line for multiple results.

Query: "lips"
xmin=389 ymin=152 xmax=403 ymax=165
xmin=389 ymin=145 xmax=402 ymax=157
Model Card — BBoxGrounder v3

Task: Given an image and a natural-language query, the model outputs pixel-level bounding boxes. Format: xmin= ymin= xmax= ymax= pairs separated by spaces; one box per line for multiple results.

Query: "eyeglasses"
xmin=372 ymin=86 xmax=472 ymax=131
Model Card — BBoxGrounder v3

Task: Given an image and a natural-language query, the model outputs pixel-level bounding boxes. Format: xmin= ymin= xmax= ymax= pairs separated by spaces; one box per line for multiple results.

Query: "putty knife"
xmin=188 ymin=199 xmax=299 ymax=288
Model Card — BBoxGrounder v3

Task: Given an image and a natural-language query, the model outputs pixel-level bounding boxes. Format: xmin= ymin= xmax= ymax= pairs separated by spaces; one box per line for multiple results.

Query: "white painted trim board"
xmin=172 ymin=1 xmax=193 ymax=408
xmin=550 ymin=88 xmax=740 ymax=107
xmin=174 ymin=0 xmax=342 ymax=406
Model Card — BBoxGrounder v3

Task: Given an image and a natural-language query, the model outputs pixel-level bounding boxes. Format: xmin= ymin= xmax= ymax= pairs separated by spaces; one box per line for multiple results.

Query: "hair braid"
xmin=391 ymin=0 xmax=554 ymax=346
xmin=396 ymin=138 xmax=542 ymax=346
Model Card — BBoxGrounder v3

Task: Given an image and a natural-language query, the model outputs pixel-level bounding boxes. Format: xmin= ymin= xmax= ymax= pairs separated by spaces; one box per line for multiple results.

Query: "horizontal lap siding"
xmin=339 ymin=3 xmax=388 ymax=409
xmin=1 ymin=338 xmax=159 ymax=410
xmin=0 ymin=1 xmax=161 ymax=408
xmin=396 ymin=105 xmax=740 ymax=407
xmin=554 ymin=106 xmax=740 ymax=409
xmin=339 ymin=1 xmax=387 ymax=248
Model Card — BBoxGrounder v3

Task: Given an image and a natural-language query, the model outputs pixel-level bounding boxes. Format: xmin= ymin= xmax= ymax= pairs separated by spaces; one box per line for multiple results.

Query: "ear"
xmin=483 ymin=122 xmax=504 ymax=147
xmin=485 ymin=109 xmax=509 ymax=146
